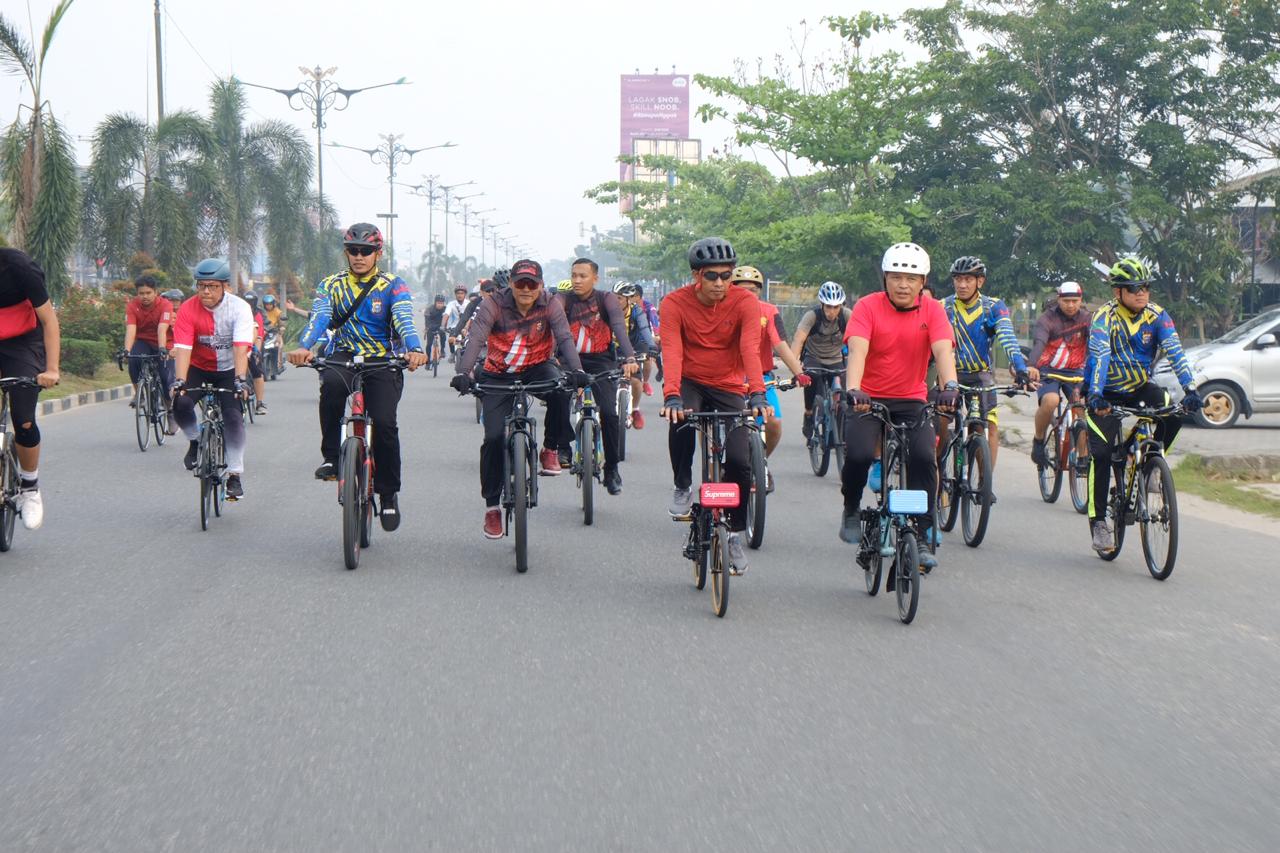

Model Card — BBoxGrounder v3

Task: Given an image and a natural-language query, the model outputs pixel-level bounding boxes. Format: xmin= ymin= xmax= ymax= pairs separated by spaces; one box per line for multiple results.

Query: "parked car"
xmin=1154 ymin=305 xmax=1280 ymax=428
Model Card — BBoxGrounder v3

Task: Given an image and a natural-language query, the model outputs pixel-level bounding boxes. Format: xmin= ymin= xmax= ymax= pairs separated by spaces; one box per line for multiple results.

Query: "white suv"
xmin=1155 ymin=305 xmax=1280 ymax=428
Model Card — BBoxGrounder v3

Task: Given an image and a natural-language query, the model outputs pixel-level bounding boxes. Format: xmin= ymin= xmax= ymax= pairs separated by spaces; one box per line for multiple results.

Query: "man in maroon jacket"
xmin=451 ymin=259 xmax=588 ymax=538
xmin=659 ymin=237 xmax=768 ymax=574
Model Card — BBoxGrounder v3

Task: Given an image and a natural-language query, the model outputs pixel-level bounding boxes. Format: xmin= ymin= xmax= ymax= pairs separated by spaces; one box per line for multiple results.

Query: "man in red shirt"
xmin=841 ymin=243 xmax=959 ymax=570
xmin=660 ymin=237 xmax=768 ymax=574
xmin=451 ymin=259 xmax=588 ymax=539
xmin=123 ymin=274 xmax=175 ymax=412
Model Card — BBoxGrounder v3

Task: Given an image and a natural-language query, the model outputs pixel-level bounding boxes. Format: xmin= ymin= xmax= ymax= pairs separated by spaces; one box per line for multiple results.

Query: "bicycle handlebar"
xmin=804 ymin=366 xmax=845 ymax=376
xmin=0 ymin=377 xmax=40 ymax=389
xmin=1106 ymin=403 xmax=1184 ymax=419
xmin=865 ymin=401 xmax=937 ymax=431
xmin=308 ymin=356 xmax=409 ymax=372
xmin=958 ymin=383 xmax=1030 ymax=397
xmin=472 ymin=378 xmax=567 ymax=396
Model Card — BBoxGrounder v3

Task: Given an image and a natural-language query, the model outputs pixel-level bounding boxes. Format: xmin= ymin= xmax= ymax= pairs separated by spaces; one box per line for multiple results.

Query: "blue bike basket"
xmin=887 ymin=489 xmax=929 ymax=515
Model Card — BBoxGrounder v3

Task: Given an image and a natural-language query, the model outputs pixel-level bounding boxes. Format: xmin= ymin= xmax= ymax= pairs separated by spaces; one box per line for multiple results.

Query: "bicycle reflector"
xmin=887 ymin=489 xmax=929 ymax=515
xmin=700 ymin=483 xmax=741 ymax=508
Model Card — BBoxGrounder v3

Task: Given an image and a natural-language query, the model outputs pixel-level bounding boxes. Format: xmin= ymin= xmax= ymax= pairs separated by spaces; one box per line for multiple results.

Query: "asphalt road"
xmin=1 ymin=365 xmax=1277 ymax=852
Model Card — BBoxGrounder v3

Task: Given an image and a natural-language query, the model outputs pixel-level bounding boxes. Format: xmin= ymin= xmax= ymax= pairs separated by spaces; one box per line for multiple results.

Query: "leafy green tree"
xmin=0 ymin=0 xmax=79 ymax=295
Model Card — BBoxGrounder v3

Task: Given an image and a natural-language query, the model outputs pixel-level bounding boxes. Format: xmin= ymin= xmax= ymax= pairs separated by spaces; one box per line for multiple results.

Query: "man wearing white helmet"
xmin=840 ymin=243 xmax=959 ymax=573
xmin=791 ymin=280 xmax=852 ymax=440
xmin=1029 ymin=280 xmax=1090 ymax=469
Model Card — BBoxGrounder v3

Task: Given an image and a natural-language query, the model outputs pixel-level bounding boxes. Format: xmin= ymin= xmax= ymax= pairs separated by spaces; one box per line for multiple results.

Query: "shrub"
xmin=62 ymin=338 xmax=110 ymax=377
xmin=58 ymin=284 xmax=129 ymax=347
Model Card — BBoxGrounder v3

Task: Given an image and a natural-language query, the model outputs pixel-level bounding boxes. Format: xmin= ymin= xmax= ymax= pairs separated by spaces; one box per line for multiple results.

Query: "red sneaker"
xmin=642 ymin=381 xmax=654 ymax=396
xmin=539 ymin=447 xmax=562 ymax=475
xmin=483 ymin=508 xmax=503 ymax=539
xmin=631 ymin=409 xmax=645 ymax=430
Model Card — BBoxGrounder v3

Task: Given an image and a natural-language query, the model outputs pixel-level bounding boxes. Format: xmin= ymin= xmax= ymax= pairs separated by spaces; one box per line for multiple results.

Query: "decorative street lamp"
xmin=460 ymin=206 xmax=495 ymax=263
xmin=480 ymin=220 xmax=508 ymax=268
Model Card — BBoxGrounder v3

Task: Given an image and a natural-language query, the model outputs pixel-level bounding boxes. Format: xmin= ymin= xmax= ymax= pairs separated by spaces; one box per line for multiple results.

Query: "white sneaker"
xmin=16 ymin=488 xmax=43 ymax=530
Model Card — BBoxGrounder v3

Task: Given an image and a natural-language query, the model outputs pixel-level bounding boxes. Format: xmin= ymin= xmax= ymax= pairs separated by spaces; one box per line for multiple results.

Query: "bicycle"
xmin=307 ymin=356 xmax=407 ymax=570
xmin=183 ymin=383 xmax=233 ymax=531
xmin=116 ymin=350 xmax=171 ymax=451
xmin=1095 ymin=403 xmax=1183 ymax=579
xmin=1035 ymin=379 xmax=1088 ymax=511
xmin=570 ymin=369 xmax=621 ymax=526
xmin=615 ymin=354 xmax=645 ymax=462
xmin=675 ymin=410 xmax=756 ymax=617
xmin=936 ymin=383 xmax=1027 ymax=547
xmin=472 ymin=376 xmax=566 ymax=574
xmin=855 ymin=402 xmax=938 ymax=624
xmin=240 ymin=369 xmax=258 ymax=425
xmin=427 ymin=330 xmax=445 ymax=378
xmin=0 ymin=377 xmax=40 ymax=551
xmin=804 ymin=366 xmax=847 ymax=477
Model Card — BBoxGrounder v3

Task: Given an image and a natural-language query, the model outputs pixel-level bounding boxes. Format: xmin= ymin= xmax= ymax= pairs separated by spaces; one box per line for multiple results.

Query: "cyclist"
xmin=123 ymin=273 xmax=175 ymax=410
xmin=636 ymin=283 xmax=662 ymax=392
xmin=170 ymin=258 xmax=253 ymax=500
xmin=450 ymin=279 xmax=497 ymax=345
xmin=1084 ymin=258 xmax=1201 ymax=553
xmin=0 ymin=248 xmax=62 ymax=530
xmin=1029 ymin=281 xmax=1091 ymax=468
xmin=791 ymin=280 xmax=852 ymax=441
xmin=730 ymin=265 xmax=809 ymax=491
xmin=287 ymin=223 xmax=428 ymax=531
xmin=241 ymin=290 xmax=268 ymax=415
xmin=553 ymin=258 xmax=638 ymax=495
xmin=424 ymin=293 xmax=449 ymax=362
xmin=939 ymin=256 xmax=1032 ymax=470
xmin=661 ymin=237 xmax=768 ymax=575
xmin=615 ymin=281 xmax=653 ymax=429
xmin=839 ymin=243 xmax=959 ymax=573
xmin=443 ymin=284 xmax=469 ymax=352
xmin=448 ymin=259 xmax=587 ymax=538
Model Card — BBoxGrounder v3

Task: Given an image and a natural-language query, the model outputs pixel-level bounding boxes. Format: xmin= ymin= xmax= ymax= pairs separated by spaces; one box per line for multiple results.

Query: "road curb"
xmin=41 ymin=383 xmax=133 ymax=416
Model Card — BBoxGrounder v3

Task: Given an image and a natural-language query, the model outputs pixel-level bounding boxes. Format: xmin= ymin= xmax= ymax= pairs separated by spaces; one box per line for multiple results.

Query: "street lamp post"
xmin=460 ymin=206 xmax=495 ymax=264
xmin=330 ymin=135 xmax=454 ymax=273
xmin=240 ymin=67 xmax=408 ymax=213
xmin=443 ymin=189 xmax=483 ymax=267
xmin=481 ymin=220 xmax=508 ymax=268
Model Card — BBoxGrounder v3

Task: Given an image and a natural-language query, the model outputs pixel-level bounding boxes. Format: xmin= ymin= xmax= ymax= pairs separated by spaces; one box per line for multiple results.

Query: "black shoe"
xmin=605 ymin=469 xmax=622 ymax=495
xmin=314 ymin=461 xmax=337 ymax=481
xmin=802 ymin=414 xmax=814 ymax=439
xmin=558 ymin=448 xmax=572 ymax=469
xmin=183 ymin=440 xmax=198 ymax=470
xmin=380 ymin=493 xmax=401 ymax=531
xmin=225 ymin=474 xmax=243 ymax=500
xmin=1031 ymin=439 xmax=1047 ymax=467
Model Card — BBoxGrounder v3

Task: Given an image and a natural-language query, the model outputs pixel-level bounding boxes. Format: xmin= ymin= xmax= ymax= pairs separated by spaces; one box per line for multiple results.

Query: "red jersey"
xmin=756 ymin=300 xmax=784 ymax=375
xmin=457 ymin=290 xmax=583 ymax=375
xmin=126 ymin=296 xmax=174 ymax=347
xmin=558 ymin=289 xmax=635 ymax=358
xmin=172 ymin=294 xmax=255 ymax=373
xmin=845 ymin=291 xmax=953 ymax=400
xmin=660 ymin=282 xmax=765 ymax=397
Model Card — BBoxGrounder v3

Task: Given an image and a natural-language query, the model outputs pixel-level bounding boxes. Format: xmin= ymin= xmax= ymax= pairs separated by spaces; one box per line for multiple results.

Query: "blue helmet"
xmin=194 ymin=258 xmax=231 ymax=282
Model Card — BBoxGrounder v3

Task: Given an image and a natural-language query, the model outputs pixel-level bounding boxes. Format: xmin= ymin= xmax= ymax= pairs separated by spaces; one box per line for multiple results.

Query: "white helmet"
xmin=881 ymin=242 xmax=931 ymax=276
xmin=817 ymin=281 xmax=846 ymax=306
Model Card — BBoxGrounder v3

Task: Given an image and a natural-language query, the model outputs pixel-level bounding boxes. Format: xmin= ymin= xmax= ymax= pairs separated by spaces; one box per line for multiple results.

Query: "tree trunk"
xmin=228 ymin=241 xmax=242 ymax=294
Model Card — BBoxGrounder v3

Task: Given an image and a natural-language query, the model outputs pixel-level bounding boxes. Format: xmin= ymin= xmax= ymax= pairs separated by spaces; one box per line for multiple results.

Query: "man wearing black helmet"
xmin=660 ymin=237 xmax=768 ymax=575
xmin=288 ymin=223 xmax=427 ymax=532
xmin=424 ymin=293 xmax=449 ymax=368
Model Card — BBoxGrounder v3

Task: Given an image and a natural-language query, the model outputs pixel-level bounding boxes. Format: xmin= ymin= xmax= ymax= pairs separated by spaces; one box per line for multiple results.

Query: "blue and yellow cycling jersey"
xmin=1086 ymin=299 xmax=1194 ymax=394
xmin=941 ymin=294 xmax=1028 ymax=374
xmin=299 ymin=268 xmax=422 ymax=357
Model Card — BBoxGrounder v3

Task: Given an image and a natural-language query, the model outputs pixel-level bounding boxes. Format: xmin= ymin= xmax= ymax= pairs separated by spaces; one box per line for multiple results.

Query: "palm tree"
xmin=82 ymin=111 xmax=217 ymax=279
xmin=205 ymin=78 xmax=312 ymax=289
xmin=0 ymin=0 xmax=79 ymax=294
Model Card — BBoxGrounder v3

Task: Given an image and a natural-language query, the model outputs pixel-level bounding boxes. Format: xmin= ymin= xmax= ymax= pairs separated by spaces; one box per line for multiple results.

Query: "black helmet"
xmin=492 ymin=268 xmax=510 ymax=289
xmin=243 ymin=291 xmax=259 ymax=307
xmin=950 ymin=255 xmax=986 ymax=276
xmin=434 ymin=292 xmax=447 ymax=302
xmin=342 ymin=222 xmax=384 ymax=249
xmin=688 ymin=237 xmax=737 ymax=270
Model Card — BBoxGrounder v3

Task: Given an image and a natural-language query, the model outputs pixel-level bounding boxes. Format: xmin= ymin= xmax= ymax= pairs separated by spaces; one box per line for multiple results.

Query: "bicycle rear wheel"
xmin=359 ymin=445 xmax=374 ymax=549
xmin=711 ymin=524 xmax=730 ymax=617
xmin=1038 ymin=420 xmax=1063 ymax=503
xmin=340 ymin=437 xmax=363 ymax=570
xmin=475 ymin=396 xmax=482 ymax=425
xmin=243 ymin=394 xmax=255 ymax=425
xmin=135 ymin=381 xmax=151 ymax=451
xmin=830 ymin=405 xmax=846 ymax=473
xmin=0 ymin=447 xmax=18 ymax=550
xmin=937 ymin=442 xmax=961 ymax=532
xmin=960 ymin=434 xmax=992 ymax=547
xmin=692 ymin=514 xmax=709 ymax=590
xmin=895 ymin=530 xmax=920 ymax=624
xmin=746 ymin=430 xmax=767 ymax=549
xmin=578 ymin=417 xmax=594 ymax=526
xmin=1100 ymin=479 xmax=1127 ymax=561
xmin=152 ymin=378 xmax=169 ymax=446
xmin=616 ymin=387 xmax=631 ymax=461
xmin=1140 ymin=455 xmax=1178 ymax=580
xmin=199 ymin=475 xmax=212 ymax=531
xmin=861 ymin=514 xmax=882 ymax=596
xmin=512 ymin=431 xmax=530 ymax=573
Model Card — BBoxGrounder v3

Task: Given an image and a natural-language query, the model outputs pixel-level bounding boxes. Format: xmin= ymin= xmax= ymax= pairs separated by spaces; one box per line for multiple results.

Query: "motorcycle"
xmin=263 ymin=326 xmax=285 ymax=380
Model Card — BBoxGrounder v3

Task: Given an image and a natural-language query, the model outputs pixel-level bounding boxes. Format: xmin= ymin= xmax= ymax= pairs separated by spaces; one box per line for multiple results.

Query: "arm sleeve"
xmin=389 ymin=284 xmax=424 ymax=350
xmin=660 ymin=295 xmax=683 ymax=398
xmin=172 ymin=302 xmax=195 ymax=349
xmin=1155 ymin=309 xmax=1195 ymax=388
xmin=456 ymin=299 xmax=496 ymax=375
xmin=1029 ymin=312 xmax=1051 ymax=365
xmin=1087 ymin=308 xmax=1112 ymax=393
xmin=739 ymin=298 xmax=765 ymax=395
xmin=549 ymin=299 xmax=583 ymax=372
xmin=601 ymin=292 xmax=635 ymax=359
xmin=992 ymin=299 xmax=1027 ymax=372
xmin=232 ymin=303 xmax=255 ymax=347
xmin=773 ymin=310 xmax=789 ymax=342
xmin=298 ymin=281 xmax=332 ymax=349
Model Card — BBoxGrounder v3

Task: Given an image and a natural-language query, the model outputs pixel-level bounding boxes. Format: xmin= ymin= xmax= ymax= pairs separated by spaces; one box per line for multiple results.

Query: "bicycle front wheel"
xmin=960 ymin=434 xmax=992 ymax=547
xmin=830 ymin=406 xmax=846 ymax=474
xmin=711 ymin=524 xmax=730 ymax=617
xmin=512 ymin=431 xmax=530 ymax=573
xmin=1140 ymin=454 xmax=1178 ymax=580
xmin=809 ymin=410 xmax=830 ymax=477
xmin=862 ymin=515 xmax=882 ymax=596
xmin=1038 ymin=420 xmax=1063 ymax=503
xmin=746 ymin=431 xmax=767 ymax=549
xmin=135 ymin=380 xmax=151 ymax=451
xmin=210 ymin=427 xmax=225 ymax=518
xmin=895 ymin=529 xmax=920 ymax=624
xmin=578 ymin=417 xmax=595 ymax=526
xmin=1067 ymin=421 xmax=1088 ymax=514
xmin=475 ymin=396 xmax=482 ymax=425
xmin=0 ymin=447 xmax=18 ymax=551
xmin=359 ymin=445 xmax=374 ymax=549
xmin=199 ymin=474 xmax=212 ymax=531
xmin=340 ymin=437 xmax=363 ymax=570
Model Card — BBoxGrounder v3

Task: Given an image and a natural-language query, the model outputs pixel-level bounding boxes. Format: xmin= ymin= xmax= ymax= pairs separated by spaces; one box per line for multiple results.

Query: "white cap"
xmin=1057 ymin=281 xmax=1083 ymax=296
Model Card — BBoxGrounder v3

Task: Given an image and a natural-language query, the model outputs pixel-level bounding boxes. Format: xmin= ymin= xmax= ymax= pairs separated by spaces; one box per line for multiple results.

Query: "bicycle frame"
xmin=1109 ymin=406 xmax=1177 ymax=525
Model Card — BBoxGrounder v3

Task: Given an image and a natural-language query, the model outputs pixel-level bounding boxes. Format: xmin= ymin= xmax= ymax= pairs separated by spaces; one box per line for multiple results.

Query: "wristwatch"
xmin=943 ymin=380 xmax=959 ymax=391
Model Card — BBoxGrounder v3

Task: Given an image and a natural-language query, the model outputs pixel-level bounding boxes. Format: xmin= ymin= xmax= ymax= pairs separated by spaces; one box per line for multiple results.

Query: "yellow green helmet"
xmin=1109 ymin=257 xmax=1152 ymax=287
xmin=556 ymin=279 xmax=574 ymax=292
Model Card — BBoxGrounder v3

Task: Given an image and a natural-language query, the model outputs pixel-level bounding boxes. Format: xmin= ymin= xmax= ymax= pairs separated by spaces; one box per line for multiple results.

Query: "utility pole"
xmin=153 ymin=1 xmax=165 ymax=121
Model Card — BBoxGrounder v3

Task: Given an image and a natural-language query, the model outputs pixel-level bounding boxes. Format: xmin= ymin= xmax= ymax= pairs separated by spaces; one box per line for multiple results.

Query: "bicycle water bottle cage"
xmin=887 ymin=489 xmax=929 ymax=516
xmin=700 ymin=483 xmax=741 ymax=508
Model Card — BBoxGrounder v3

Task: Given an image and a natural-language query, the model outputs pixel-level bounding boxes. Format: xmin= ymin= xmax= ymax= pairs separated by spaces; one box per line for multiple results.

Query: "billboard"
xmin=620 ymin=74 xmax=691 ymax=185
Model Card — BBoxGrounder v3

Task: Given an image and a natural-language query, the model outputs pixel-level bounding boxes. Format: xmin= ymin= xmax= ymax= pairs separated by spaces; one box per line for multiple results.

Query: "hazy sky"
xmin=2 ymin=0 xmax=914 ymax=271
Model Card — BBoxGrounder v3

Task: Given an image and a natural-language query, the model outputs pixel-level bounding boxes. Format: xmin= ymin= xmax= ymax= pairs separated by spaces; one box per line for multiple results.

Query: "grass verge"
xmin=1173 ymin=454 xmax=1280 ymax=520
xmin=43 ymin=362 xmax=130 ymax=402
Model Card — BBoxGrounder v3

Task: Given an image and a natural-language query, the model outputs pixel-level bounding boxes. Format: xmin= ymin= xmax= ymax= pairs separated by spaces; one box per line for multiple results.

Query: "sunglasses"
xmin=701 ymin=270 xmax=734 ymax=282
xmin=1120 ymin=283 xmax=1151 ymax=293
xmin=345 ymin=245 xmax=377 ymax=257
xmin=512 ymin=279 xmax=540 ymax=291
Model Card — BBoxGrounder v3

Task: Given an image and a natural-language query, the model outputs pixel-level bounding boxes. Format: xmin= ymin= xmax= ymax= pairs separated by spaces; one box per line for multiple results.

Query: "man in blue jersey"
xmin=939 ymin=255 xmax=1033 ymax=469
xmin=1084 ymin=258 xmax=1201 ymax=553
xmin=288 ymin=223 xmax=427 ymax=531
